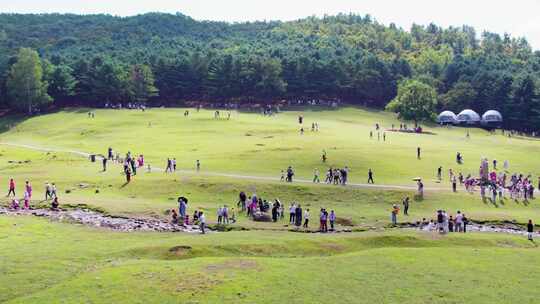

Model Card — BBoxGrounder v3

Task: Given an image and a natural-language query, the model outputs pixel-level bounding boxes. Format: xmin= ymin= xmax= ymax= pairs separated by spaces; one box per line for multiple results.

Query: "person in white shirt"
xmin=51 ymin=183 xmax=57 ymax=198
xmin=199 ymin=212 xmax=206 ymax=234
xmin=303 ymin=209 xmax=310 ymax=228
xmin=455 ymin=211 xmax=463 ymax=232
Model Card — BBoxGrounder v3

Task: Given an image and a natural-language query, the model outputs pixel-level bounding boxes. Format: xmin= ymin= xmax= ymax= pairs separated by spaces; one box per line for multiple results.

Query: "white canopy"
xmin=482 ymin=110 xmax=503 ymax=122
xmin=437 ymin=111 xmax=458 ymax=123
xmin=457 ymin=109 xmax=480 ymax=123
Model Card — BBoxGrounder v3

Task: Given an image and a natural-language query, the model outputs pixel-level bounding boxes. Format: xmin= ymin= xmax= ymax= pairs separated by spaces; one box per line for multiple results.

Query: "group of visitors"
xmin=237 ymin=193 xmax=272 ymax=217
xmin=7 ymin=179 xmax=59 ymax=211
xmin=216 ymin=205 xmax=236 ymax=224
xmin=169 ymin=196 xmax=207 ymax=234
xmin=121 ymin=151 xmax=139 ymax=183
xmin=106 ymin=147 xmax=146 ymax=182
xmin=287 ymin=203 xmax=336 ymax=232
xmin=236 ymin=191 xmax=338 ymax=232
xmin=438 ymin=157 xmax=537 ymax=204
xmin=165 ymin=158 xmax=177 ymax=173
xmin=419 ymin=210 xmax=469 ymax=234
xmin=280 ymin=166 xmax=295 ymax=182
xmin=286 ymin=98 xmax=340 ymax=107
xmin=103 ymin=102 xmax=146 ymax=110
xmin=323 ymin=167 xmax=350 ymax=185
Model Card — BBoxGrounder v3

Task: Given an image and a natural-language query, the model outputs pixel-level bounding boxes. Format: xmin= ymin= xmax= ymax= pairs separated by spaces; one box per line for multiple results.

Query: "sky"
xmin=2 ymin=0 xmax=540 ymax=50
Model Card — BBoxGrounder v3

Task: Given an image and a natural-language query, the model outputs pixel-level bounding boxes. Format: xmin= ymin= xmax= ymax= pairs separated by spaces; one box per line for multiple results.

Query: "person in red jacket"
xmin=7 ymin=179 xmax=15 ymax=197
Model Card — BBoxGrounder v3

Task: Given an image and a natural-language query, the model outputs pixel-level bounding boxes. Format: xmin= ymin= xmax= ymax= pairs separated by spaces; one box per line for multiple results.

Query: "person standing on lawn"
xmin=527 ymin=220 xmax=534 ymax=241
xmin=313 ymin=168 xmax=320 ymax=183
xmin=329 ymin=210 xmax=336 ymax=231
xmin=125 ymin=167 xmax=132 ymax=183
xmin=391 ymin=204 xmax=399 ymax=225
xmin=367 ymin=169 xmax=374 ymax=184
xmin=295 ymin=204 xmax=303 ymax=228
xmin=25 ymin=181 xmax=32 ymax=199
xmin=402 ymin=197 xmax=410 ymax=215
xmin=178 ymin=197 xmax=188 ymax=222
xmin=7 ymin=178 xmax=15 ymax=197
xmin=199 ymin=211 xmax=206 ymax=234
xmin=303 ymin=208 xmax=310 ymax=228
xmin=45 ymin=182 xmax=52 ymax=200
xmin=51 ymin=183 xmax=57 ymax=198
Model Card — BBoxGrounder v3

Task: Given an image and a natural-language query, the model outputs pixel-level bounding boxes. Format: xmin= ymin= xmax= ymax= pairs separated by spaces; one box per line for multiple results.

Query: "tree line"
xmin=0 ymin=13 xmax=539 ymax=130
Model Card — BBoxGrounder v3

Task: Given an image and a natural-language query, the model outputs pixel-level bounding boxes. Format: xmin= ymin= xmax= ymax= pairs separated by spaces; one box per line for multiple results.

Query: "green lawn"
xmin=1 ymin=107 xmax=540 ymax=303
xmin=0 ymin=107 xmax=538 ymax=227
xmin=1 ymin=216 xmax=539 ymax=304
xmin=0 ymin=144 xmax=538 ymax=229
xmin=1 ymin=107 xmax=539 ymax=186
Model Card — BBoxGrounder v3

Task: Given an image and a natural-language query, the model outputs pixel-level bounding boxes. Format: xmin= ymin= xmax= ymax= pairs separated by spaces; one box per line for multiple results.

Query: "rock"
xmin=252 ymin=211 xmax=272 ymax=222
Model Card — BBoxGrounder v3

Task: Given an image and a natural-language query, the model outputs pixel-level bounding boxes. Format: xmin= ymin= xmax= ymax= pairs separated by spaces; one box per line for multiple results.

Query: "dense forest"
xmin=0 ymin=13 xmax=539 ymax=130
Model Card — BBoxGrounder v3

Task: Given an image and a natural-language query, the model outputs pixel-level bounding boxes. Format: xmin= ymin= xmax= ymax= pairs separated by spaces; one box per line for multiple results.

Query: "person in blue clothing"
xmin=178 ymin=196 xmax=188 ymax=224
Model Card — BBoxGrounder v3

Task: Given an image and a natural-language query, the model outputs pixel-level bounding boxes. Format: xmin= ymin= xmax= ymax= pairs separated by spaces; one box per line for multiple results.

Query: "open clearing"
xmin=1 ymin=107 xmax=539 ymax=303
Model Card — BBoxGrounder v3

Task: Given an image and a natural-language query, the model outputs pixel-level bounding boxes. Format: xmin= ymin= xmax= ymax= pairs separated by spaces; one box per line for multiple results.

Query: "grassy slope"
xmin=1 ymin=107 xmax=539 ymax=186
xmin=0 ymin=145 xmax=539 ymax=228
xmin=1 ymin=216 xmax=539 ymax=304
xmin=0 ymin=107 xmax=538 ymax=227
xmin=0 ymin=105 xmax=539 ymax=303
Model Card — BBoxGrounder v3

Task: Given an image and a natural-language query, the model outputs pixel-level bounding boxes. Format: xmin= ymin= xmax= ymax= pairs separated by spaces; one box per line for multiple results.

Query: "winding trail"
xmin=1 ymin=141 xmax=445 ymax=192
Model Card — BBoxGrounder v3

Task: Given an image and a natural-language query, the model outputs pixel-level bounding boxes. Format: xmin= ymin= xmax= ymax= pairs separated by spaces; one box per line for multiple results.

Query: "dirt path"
xmin=1 ymin=141 xmax=444 ymax=191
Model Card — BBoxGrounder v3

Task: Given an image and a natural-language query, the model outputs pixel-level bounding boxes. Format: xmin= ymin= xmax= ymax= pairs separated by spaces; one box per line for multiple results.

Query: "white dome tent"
xmin=437 ymin=111 xmax=458 ymax=124
xmin=457 ymin=109 xmax=481 ymax=125
xmin=481 ymin=110 xmax=503 ymax=126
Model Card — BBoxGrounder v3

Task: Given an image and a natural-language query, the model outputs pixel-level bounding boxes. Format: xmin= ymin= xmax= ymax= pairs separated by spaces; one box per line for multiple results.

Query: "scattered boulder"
xmin=252 ymin=211 xmax=271 ymax=222
xmin=336 ymin=217 xmax=354 ymax=227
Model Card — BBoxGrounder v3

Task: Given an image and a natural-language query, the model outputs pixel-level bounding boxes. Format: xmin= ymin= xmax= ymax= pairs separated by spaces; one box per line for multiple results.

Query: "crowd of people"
xmin=417 ymin=210 xmax=470 ymax=234
xmin=233 ymin=191 xmax=338 ymax=232
xmin=4 ymin=109 xmax=538 ymax=240
xmin=435 ymin=156 xmax=537 ymax=204
xmin=6 ymin=179 xmax=60 ymax=211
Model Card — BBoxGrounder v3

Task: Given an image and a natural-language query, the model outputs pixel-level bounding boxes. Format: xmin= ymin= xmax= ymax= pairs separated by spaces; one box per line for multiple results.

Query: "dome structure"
xmin=481 ymin=110 xmax=503 ymax=123
xmin=457 ymin=109 xmax=480 ymax=124
xmin=437 ymin=111 xmax=458 ymax=124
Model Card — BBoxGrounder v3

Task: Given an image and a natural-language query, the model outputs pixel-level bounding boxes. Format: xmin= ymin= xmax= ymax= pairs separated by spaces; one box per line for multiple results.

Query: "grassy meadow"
xmin=1 ymin=106 xmax=540 ymax=303
xmin=1 ymin=216 xmax=540 ymax=304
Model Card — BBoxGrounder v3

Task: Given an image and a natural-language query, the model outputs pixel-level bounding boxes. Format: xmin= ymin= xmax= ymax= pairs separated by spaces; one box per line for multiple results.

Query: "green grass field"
xmin=1 ymin=107 xmax=540 ymax=303
xmin=1 ymin=216 xmax=540 ymax=303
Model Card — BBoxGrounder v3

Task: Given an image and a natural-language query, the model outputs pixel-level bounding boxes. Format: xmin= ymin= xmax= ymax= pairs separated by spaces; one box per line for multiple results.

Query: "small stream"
xmin=1 ymin=207 xmax=537 ymax=237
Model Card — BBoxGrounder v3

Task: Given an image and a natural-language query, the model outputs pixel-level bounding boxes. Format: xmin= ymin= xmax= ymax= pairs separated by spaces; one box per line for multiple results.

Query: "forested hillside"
xmin=0 ymin=13 xmax=539 ymax=130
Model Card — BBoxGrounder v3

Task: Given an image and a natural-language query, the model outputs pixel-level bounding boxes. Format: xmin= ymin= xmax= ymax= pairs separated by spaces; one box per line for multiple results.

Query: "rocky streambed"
xmin=1 ymin=207 xmax=537 ymax=237
xmin=0 ymin=207 xmax=205 ymax=233
xmin=407 ymin=221 xmax=538 ymax=236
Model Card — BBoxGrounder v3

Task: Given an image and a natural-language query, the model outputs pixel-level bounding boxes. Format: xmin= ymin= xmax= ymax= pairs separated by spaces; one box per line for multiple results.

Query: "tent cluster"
xmin=437 ymin=110 xmax=503 ymax=126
